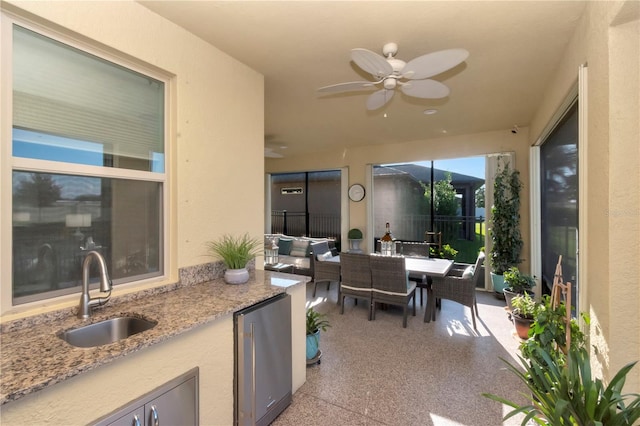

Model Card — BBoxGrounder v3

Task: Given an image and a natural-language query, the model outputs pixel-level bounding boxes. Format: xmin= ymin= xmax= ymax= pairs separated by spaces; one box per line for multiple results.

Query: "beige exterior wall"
xmin=267 ymin=1 xmax=640 ymax=390
xmin=1 ymin=0 xmax=264 ymax=317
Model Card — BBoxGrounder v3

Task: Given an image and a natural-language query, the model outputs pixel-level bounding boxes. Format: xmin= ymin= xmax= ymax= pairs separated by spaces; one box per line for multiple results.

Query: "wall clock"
xmin=348 ymin=183 xmax=366 ymax=202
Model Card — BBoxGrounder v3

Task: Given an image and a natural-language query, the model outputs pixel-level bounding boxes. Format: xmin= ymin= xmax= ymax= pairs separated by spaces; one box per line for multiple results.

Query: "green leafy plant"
xmin=489 ymin=158 xmax=523 ymax=275
xmin=511 ymin=292 xmax=538 ymax=320
xmin=306 ymin=307 xmax=331 ymax=335
xmin=430 ymin=244 xmax=458 ymax=260
xmin=520 ymin=294 xmax=587 ymax=368
xmin=504 ymin=266 xmax=536 ymax=293
xmin=205 ymin=233 xmax=262 ymax=269
xmin=483 ymin=347 xmax=640 ymax=425
xmin=347 ymin=228 xmax=363 ymax=239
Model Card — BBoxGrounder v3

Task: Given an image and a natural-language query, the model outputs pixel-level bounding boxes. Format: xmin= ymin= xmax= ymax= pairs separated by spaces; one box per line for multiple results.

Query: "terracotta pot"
xmin=513 ymin=315 xmax=534 ymax=339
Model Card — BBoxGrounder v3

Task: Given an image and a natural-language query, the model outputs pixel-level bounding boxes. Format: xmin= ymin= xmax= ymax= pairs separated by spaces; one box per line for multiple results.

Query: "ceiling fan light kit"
xmin=318 ymin=43 xmax=469 ymax=111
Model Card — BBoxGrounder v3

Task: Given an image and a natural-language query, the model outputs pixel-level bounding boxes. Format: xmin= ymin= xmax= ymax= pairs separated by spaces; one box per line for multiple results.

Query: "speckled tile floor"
xmin=272 ymin=282 xmax=530 ymax=426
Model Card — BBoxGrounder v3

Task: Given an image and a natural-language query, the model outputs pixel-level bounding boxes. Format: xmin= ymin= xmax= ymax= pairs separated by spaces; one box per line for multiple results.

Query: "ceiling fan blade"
xmin=401 ymin=48 xmax=469 ymax=80
xmin=264 ymin=148 xmax=283 ymax=158
xmin=317 ymin=81 xmax=379 ymax=94
xmin=366 ymin=89 xmax=394 ymax=110
xmin=400 ymin=80 xmax=450 ymax=99
xmin=351 ymin=48 xmax=393 ymax=79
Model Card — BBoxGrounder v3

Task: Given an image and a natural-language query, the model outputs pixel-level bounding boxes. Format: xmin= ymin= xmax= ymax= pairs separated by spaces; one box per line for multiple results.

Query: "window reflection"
xmin=12 ymin=171 xmax=162 ymax=303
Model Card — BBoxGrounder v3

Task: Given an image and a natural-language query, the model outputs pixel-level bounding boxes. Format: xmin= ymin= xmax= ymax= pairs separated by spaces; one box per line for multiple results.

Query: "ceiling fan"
xmin=318 ymin=42 xmax=469 ymax=110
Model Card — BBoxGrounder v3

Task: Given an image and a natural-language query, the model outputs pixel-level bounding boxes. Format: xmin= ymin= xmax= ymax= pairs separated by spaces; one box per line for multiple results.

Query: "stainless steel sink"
xmin=59 ymin=316 xmax=157 ymax=348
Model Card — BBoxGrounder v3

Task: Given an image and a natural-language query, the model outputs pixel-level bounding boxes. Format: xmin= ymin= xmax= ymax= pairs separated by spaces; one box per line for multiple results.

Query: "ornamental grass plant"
xmin=206 ymin=233 xmax=262 ymax=269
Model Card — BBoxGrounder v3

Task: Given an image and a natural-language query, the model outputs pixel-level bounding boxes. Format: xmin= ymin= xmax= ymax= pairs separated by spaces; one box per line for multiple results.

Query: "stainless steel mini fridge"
xmin=235 ymin=293 xmax=292 ymax=426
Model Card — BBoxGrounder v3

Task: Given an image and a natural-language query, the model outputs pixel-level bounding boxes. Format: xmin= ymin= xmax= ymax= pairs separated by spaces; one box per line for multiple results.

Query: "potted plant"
xmin=429 ymin=244 xmax=458 ymax=260
xmin=483 ymin=347 xmax=640 ymax=425
xmin=205 ymin=233 xmax=262 ymax=284
xmin=347 ymin=228 xmax=363 ymax=253
xmin=503 ymin=266 xmax=535 ymax=311
xmin=520 ymin=294 xmax=588 ymax=369
xmin=510 ymin=292 xmax=537 ymax=339
xmin=489 ymin=157 xmax=523 ymax=296
xmin=306 ymin=307 xmax=330 ymax=363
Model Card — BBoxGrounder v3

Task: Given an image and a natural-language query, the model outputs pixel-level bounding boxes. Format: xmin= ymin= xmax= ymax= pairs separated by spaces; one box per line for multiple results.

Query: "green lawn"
xmin=446 ymin=224 xmax=485 ymax=264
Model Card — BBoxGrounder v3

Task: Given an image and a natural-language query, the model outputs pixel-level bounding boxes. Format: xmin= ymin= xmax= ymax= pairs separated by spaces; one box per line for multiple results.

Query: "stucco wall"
xmin=1 ymin=0 xmax=264 ymax=317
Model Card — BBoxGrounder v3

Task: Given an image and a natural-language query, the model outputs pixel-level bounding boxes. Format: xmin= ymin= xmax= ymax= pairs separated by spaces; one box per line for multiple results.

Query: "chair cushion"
xmin=462 ymin=265 xmax=475 ymax=279
xmin=316 ymin=251 xmax=333 ymax=261
xmin=290 ymin=239 xmax=310 ymax=257
xmin=278 ymin=238 xmax=293 ymax=255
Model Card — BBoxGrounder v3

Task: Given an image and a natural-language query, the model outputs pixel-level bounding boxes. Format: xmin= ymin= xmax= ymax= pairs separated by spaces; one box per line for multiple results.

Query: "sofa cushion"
xmin=289 ymin=239 xmax=310 ymax=257
xmin=278 ymin=255 xmax=310 ymax=271
xmin=278 ymin=238 xmax=293 ymax=255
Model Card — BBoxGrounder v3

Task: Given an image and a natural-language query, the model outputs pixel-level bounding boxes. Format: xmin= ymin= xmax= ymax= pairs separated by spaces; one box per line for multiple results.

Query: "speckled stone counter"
xmin=0 ymin=269 xmax=306 ymax=405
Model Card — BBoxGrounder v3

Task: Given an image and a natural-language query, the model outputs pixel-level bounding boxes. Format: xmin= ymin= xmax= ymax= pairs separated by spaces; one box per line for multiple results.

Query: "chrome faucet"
xmin=78 ymin=251 xmax=112 ymax=319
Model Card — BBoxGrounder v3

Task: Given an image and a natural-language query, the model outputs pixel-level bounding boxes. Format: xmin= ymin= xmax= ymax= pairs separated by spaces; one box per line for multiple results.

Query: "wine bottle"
xmin=380 ymin=222 xmax=395 ymax=255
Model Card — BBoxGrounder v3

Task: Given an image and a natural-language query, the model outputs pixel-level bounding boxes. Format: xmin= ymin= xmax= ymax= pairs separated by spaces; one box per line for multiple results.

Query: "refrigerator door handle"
xmin=251 ymin=322 xmax=257 ymax=425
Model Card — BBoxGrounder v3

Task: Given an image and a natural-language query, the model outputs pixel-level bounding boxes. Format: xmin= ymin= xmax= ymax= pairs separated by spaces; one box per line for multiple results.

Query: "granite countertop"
xmin=0 ymin=270 xmax=306 ymax=405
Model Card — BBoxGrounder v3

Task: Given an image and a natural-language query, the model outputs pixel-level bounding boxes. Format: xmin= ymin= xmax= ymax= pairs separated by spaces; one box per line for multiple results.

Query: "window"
xmin=269 ymin=171 xmax=342 ymax=243
xmin=6 ymin=20 xmax=169 ymax=305
xmin=372 ymin=158 xmax=485 ymax=264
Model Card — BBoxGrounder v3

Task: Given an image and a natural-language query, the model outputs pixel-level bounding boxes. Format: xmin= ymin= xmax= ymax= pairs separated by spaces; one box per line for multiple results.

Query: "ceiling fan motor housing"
xmin=387 ymin=58 xmax=406 ymax=74
xmin=383 ymin=78 xmax=397 ymax=89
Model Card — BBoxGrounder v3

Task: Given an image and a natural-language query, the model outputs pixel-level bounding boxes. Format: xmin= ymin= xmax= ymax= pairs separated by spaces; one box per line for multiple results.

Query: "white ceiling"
xmin=139 ymin=1 xmax=586 ymax=158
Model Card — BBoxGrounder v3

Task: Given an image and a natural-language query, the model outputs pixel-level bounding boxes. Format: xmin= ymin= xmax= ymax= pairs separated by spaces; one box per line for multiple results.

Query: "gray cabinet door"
xmin=145 ymin=377 xmax=197 ymax=426
xmin=107 ymin=407 xmax=144 ymax=426
xmin=94 ymin=368 xmax=198 ymax=426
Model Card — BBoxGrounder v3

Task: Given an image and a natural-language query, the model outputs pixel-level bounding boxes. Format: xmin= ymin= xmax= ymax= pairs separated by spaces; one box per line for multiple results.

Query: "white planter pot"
xmin=224 ymin=268 xmax=249 ymax=284
xmin=348 ymin=239 xmax=363 ymax=253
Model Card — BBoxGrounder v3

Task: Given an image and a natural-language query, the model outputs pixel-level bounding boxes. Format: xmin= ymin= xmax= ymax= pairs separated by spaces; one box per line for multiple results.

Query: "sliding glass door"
xmin=539 ymin=101 xmax=579 ymax=307
xmin=269 ymin=170 xmax=342 ymax=245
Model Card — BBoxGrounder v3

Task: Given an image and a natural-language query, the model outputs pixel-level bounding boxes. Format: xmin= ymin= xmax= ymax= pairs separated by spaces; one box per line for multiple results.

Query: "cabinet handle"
xmin=132 ymin=414 xmax=141 ymax=426
xmin=250 ymin=322 xmax=256 ymax=422
xmin=150 ymin=405 xmax=159 ymax=426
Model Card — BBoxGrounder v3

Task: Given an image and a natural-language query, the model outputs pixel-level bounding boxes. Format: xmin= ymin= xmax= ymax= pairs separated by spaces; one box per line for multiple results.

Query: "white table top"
xmin=404 ymin=257 xmax=454 ymax=277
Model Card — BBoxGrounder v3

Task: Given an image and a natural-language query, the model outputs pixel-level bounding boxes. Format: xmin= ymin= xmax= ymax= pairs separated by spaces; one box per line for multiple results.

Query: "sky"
xmin=417 ymin=156 xmax=486 ymax=180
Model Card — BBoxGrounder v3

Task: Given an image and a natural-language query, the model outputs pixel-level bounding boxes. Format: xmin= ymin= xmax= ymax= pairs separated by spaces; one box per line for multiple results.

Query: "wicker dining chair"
xmin=310 ymin=241 xmax=341 ymax=297
xmin=427 ymin=252 xmax=485 ymax=330
xmin=339 ymin=252 xmax=373 ymax=320
xmin=370 ymin=254 xmax=417 ymax=328
xmin=402 ymin=242 xmax=432 ymax=307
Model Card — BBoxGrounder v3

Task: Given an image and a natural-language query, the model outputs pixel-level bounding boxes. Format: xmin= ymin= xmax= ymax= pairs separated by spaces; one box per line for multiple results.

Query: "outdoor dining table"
xmin=404 ymin=256 xmax=454 ymax=278
xmin=403 ymin=256 xmax=454 ymax=323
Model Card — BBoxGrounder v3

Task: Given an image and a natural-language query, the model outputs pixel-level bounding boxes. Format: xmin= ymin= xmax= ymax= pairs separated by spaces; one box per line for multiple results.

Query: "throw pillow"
xmin=462 ymin=265 xmax=475 ymax=280
xmin=278 ymin=238 xmax=293 ymax=255
xmin=311 ymin=241 xmax=330 ymax=258
xmin=289 ymin=239 xmax=310 ymax=257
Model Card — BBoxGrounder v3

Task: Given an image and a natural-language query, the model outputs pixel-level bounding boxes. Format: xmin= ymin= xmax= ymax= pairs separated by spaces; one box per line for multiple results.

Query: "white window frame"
xmin=0 ymin=11 xmax=172 ymax=313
